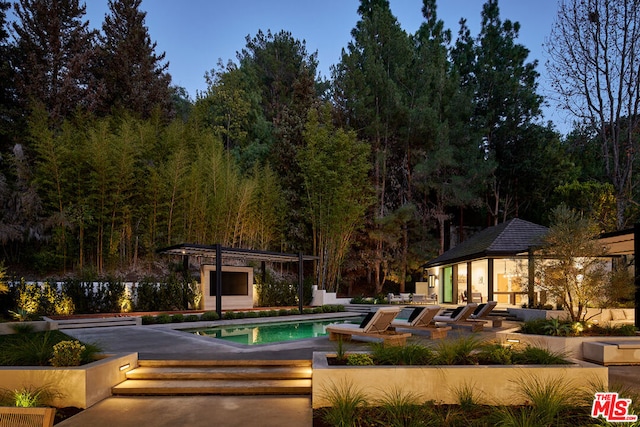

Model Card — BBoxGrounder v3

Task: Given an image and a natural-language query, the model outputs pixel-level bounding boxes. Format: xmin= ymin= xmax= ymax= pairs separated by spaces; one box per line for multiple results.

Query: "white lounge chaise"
xmin=326 ymin=307 xmax=410 ymax=346
xmin=433 ymin=303 xmax=482 ymax=332
xmin=391 ymin=306 xmax=451 ymax=339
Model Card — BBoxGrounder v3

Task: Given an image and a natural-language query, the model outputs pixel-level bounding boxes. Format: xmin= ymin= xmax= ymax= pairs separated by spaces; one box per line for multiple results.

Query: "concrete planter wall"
xmin=0 ymin=353 xmax=138 ymax=408
xmin=507 ymin=308 xmax=568 ymax=321
xmin=311 ymin=352 xmax=607 ymax=409
xmin=496 ymin=329 xmax=640 ymax=360
xmin=0 ymin=321 xmax=49 ymax=335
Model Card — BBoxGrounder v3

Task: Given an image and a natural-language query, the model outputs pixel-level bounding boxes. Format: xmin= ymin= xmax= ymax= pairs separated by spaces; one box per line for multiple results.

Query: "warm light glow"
xmin=506 ymin=338 xmax=520 ymax=343
xmin=119 ymin=363 xmax=130 ymax=371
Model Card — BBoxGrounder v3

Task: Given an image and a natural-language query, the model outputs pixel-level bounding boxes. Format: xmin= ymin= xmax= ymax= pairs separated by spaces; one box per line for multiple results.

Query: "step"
xmin=126 ymin=366 xmax=312 ymax=380
xmin=112 ymin=379 xmax=312 ymax=395
xmin=138 ymin=359 xmax=311 ymax=368
xmin=113 ymin=359 xmax=313 ymax=396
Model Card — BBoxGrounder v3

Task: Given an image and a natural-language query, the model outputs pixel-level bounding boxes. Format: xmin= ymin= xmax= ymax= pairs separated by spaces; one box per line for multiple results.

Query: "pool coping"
xmin=180 ymin=313 xmax=364 ymax=346
xmin=145 ymin=312 xmax=363 ymax=349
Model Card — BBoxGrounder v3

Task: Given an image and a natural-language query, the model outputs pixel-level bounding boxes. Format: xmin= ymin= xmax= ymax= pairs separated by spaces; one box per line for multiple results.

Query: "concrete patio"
xmin=54 ymin=313 xmax=640 ymax=426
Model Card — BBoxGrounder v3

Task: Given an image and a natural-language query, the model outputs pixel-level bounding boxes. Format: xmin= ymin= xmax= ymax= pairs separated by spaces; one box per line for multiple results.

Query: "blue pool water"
xmin=188 ymin=316 xmax=364 ymax=345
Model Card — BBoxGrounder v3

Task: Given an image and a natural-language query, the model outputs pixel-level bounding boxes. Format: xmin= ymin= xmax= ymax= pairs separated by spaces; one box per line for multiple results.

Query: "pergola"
xmin=157 ymin=243 xmax=318 ymax=317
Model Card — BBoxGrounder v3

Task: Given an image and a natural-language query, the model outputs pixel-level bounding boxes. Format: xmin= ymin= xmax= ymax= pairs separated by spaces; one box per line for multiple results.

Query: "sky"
xmin=84 ymin=0 xmax=568 ymax=132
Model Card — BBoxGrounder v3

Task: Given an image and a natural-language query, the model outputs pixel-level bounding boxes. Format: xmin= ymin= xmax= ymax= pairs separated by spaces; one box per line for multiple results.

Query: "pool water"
xmin=188 ymin=316 xmax=364 ymax=345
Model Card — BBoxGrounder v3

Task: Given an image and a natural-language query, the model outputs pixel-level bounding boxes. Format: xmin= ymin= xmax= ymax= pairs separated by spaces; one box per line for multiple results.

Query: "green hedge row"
xmin=141 ymin=304 xmax=345 ymax=325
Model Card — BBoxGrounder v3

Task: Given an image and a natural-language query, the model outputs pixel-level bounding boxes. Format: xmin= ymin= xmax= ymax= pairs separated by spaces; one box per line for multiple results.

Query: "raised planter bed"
xmin=0 ymin=320 xmax=49 ymax=335
xmin=0 ymin=353 xmax=138 ymax=408
xmin=507 ymin=308 xmax=567 ymax=322
xmin=311 ymin=351 xmax=607 ymax=408
xmin=497 ymin=328 xmax=640 ymax=360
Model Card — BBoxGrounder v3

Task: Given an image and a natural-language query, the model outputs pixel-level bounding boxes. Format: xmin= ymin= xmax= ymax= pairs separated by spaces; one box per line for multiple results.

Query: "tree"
xmin=236 ymin=30 xmax=322 ymax=250
xmin=12 ymin=0 xmax=99 ymax=125
xmin=547 ymin=0 xmax=640 ymax=230
xmin=97 ymin=0 xmax=172 ymax=119
xmin=333 ymin=0 xmax=414 ymax=292
xmin=536 ymin=205 xmax=609 ymax=321
xmin=412 ymin=0 xmax=489 ymax=255
xmin=299 ymin=106 xmax=371 ymax=292
xmin=0 ymin=1 xmax=18 ymax=149
xmin=452 ymin=0 xmax=543 ymax=224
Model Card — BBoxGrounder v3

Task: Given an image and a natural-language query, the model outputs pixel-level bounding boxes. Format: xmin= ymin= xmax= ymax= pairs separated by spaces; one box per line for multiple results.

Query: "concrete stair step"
xmin=138 ymin=359 xmax=311 ymax=368
xmin=113 ymin=360 xmax=313 ymax=396
xmin=126 ymin=366 xmax=312 ymax=380
xmin=112 ymin=379 xmax=312 ymax=395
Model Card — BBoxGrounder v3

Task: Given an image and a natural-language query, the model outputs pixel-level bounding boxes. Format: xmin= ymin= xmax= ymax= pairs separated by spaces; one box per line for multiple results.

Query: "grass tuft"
xmin=320 ymin=380 xmax=368 ymax=427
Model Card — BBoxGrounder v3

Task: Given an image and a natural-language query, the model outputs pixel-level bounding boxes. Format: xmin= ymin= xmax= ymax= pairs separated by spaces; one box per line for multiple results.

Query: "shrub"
xmin=434 ymin=336 xmax=483 ymax=365
xmin=184 ymin=314 xmax=200 ymax=322
xmin=289 ymin=308 xmax=300 ymax=315
xmin=155 ymin=313 xmax=171 ymax=324
xmin=258 ymin=310 xmax=269 ymax=317
xmin=199 ymin=311 xmax=219 ymax=321
xmin=0 ymin=331 xmax=61 ymax=366
xmin=303 ymin=308 xmax=314 ymax=314
xmin=171 ymin=313 xmax=184 ymax=323
xmin=477 ymin=343 xmax=513 ymax=365
xmin=223 ymin=311 xmax=236 ymax=320
xmin=50 ymin=340 xmax=85 ymax=367
xmin=511 ymin=345 xmax=570 ymax=365
xmin=10 ymin=323 xmax=35 ymax=334
xmin=254 ymin=269 xmax=298 ymax=307
xmin=278 ymin=309 xmax=290 ymax=316
xmin=313 ymin=307 xmax=324 ymax=314
xmin=346 ymin=353 xmax=374 ymax=366
xmin=371 ymin=343 xmax=434 ymax=366
xmin=245 ymin=311 xmax=259 ymax=318
xmin=0 ymin=386 xmax=56 ymax=408
xmin=141 ymin=315 xmax=156 ymax=325
xmin=0 ymin=330 xmax=100 ymax=366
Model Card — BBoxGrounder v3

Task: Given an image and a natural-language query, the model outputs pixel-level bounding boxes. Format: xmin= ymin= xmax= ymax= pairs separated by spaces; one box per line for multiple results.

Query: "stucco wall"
xmin=201 ymin=265 xmax=254 ymax=311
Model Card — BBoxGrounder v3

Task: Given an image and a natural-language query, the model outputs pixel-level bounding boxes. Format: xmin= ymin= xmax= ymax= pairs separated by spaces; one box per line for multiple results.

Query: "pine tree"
xmin=97 ymin=0 xmax=172 ymax=119
xmin=451 ymin=0 xmax=543 ymax=224
xmin=0 ymin=1 xmax=18 ymax=148
xmin=12 ymin=0 xmax=99 ymax=125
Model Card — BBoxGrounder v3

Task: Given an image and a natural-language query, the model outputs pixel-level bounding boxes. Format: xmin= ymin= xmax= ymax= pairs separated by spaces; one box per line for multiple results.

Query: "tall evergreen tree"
xmin=411 ymin=0 xmax=488 ymax=255
xmin=236 ymin=30 xmax=321 ymax=250
xmin=0 ymin=1 xmax=17 ymax=148
xmin=334 ymin=0 xmax=414 ymax=293
xmin=451 ymin=0 xmax=543 ymax=224
xmin=97 ymin=0 xmax=172 ymax=119
xmin=12 ymin=0 xmax=99 ymax=126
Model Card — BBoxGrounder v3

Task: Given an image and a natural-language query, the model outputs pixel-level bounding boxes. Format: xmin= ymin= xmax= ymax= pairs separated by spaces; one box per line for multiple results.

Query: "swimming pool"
xmin=188 ymin=316 xmax=364 ymax=345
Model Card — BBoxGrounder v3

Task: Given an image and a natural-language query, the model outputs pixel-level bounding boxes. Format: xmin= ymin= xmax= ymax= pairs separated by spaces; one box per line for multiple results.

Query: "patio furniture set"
xmin=325 ymin=301 xmax=503 ymax=346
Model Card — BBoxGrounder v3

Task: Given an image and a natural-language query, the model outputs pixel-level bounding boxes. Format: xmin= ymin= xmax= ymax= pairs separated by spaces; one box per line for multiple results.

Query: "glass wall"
xmin=456 ymin=264 xmax=467 ymax=302
xmin=443 ymin=266 xmax=453 ymax=303
xmin=471 ymin=260 xmax=488 ymax=302
xmin=493 ymin=258 xmax=528 ymax=305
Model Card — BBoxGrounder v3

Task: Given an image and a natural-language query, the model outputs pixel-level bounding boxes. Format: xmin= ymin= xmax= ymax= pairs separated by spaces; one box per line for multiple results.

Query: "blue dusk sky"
xmin=84 ymin=0 xmax=567 ymax=132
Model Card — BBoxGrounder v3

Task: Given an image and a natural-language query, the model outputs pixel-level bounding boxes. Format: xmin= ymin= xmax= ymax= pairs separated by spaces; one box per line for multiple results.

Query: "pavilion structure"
xmin=157 ymin=243 xmax=317 ymax=317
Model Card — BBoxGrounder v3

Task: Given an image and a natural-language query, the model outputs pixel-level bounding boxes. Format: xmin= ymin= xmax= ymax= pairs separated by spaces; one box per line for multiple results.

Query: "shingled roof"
xmin=424 ymin=218 xmax=548 ymax=268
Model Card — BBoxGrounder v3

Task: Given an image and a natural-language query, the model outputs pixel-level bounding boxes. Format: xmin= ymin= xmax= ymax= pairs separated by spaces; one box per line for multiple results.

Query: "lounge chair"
xmin=391 ymin=306 xmax=451 ymax=339
xmin=433 ymin=303 xmax=483 ymax=332
xmin=468 ymin=301 xmax=504 ymax=327
xmin=0 ymin=407 xmax=55 ymax=427
xmin=326 ymin=307 xmax=410 ymax=346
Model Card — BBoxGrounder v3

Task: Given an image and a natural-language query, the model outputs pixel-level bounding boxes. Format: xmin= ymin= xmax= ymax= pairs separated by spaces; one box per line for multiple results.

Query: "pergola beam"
xmin=157 ymin=243 xmax=317 ymax=317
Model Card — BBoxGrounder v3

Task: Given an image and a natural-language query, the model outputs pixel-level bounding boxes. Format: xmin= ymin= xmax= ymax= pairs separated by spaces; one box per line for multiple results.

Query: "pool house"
xmin=423 ymin=218 xmax=549 ymax=306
